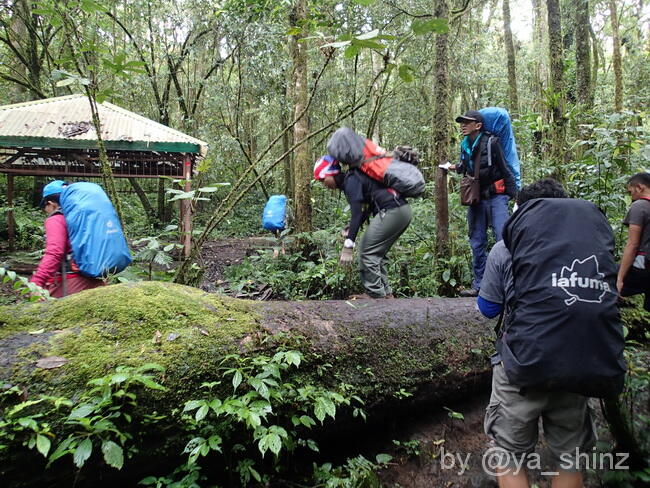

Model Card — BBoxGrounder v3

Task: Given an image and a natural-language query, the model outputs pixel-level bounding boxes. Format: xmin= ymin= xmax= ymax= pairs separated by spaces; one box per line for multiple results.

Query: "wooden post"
xmin=181 ymin=155 xmax=192 ymax=258
xmin=7 ymin=174 xmax=15 ymax=251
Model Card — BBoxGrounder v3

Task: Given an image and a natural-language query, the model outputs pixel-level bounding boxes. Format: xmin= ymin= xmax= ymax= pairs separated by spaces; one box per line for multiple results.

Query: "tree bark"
xmin=609 ymin=0 xmax=623 ymax=112
xmin=531 ymin=0 xmax=547 ymax=114
xmin=290 ymin=0 xmax=312 ymax=233
xmin=157 ymin=178 xmax=167 ymax=225
xmin=588 ymin=24 xmax=599 ymax=107
xmin=128 ymin=178 xmax=156 ymax=224
xmin=503 ymin=0 xmax=519 ymax=113
xmin=574 ymin=0 xmax=591 ymax=107
xmin=433 ymin=0 xmax=450 ymax=273
xmin=282 ymin=72 xmax=294 ymax=199
xmin=546 ymin=0 xmax=567 ymax=180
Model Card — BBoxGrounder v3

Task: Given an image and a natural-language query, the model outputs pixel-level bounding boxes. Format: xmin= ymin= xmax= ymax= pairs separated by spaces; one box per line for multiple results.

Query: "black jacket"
xmin=341 ymin=169 xmax=406 ymax=242
xmin=457 ymin=133 xmax=518 ymax=199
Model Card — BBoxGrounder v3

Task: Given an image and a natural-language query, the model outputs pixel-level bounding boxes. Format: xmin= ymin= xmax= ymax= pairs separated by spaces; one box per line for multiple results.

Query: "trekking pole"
xmin=61 ymin=260 xmax=68 ymax=297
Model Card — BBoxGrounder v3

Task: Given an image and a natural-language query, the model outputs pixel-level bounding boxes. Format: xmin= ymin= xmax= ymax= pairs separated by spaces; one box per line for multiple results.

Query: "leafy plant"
xmin=0 ymin=267 xmax=51 ymax=301
xmin=312 ymin=454 xmax=392 ymax=488
xmin=180 ymin=348 xmax=365 ymax=481
xmin=132 ymin=225 xmax=182 ymax=280
xmin=48 ymin=363 xmax=166 ymax=470
xmin=443 ymin=406 xmax=464 ymax=421
xmin=224 ymin=230 xmax=360 ymax=300
xmin=0 ymin=386 xmax=70 ymax=458
xmin=0 ymin=363 xmax=166 ymax=473
xmin=392 ymin=439 xmax=421 ymax=459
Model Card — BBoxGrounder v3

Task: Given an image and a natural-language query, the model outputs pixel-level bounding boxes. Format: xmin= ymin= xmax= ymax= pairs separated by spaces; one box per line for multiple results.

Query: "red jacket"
xmin=30 ymin=213 xmax=78 ymax=287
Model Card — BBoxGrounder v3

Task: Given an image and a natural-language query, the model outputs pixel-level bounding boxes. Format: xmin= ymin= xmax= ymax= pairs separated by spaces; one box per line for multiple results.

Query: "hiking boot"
xmin=349 ymin=293 xmax=379 ymax=300
xmin=459 ymin=288 xmax=479 ymax=297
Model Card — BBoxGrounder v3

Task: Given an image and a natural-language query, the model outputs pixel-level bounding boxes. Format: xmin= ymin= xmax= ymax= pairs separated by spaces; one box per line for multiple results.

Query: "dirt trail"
xmin=198 ymin=236 xmax=277 ymax=292
xmin=376 ymin=396 xmax=623 ymax=488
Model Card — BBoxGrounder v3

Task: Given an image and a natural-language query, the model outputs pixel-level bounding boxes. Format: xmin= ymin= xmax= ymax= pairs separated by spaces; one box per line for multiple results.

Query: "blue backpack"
xmin=262 ymin=195 xmax=287 ymax=232
xmin=479 ymin=107 xmax=521 ymax=189
xmin=60 ymin=182 xmax=132 ymax=278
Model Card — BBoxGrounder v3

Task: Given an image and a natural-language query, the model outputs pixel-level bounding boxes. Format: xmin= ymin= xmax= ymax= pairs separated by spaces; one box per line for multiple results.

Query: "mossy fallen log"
xmin=0 ymin=281 xmax=494 ymax=486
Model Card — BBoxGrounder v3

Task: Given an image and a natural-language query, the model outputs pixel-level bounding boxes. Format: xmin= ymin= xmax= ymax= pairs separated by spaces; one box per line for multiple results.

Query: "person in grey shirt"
xmin=477 ymin=179 xmax=596 ymax=488
xmin=617 ymin=172 xmax=650 ymax=311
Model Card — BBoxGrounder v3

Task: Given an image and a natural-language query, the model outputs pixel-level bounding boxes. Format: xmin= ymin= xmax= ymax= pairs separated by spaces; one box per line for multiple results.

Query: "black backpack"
xmin=500 ymin=198 xmax=626 ymax=398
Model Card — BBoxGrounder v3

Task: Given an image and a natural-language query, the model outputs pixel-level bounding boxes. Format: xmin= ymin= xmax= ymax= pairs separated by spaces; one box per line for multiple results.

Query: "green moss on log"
xmin=0 ymin=282 xmax=261 ymax=400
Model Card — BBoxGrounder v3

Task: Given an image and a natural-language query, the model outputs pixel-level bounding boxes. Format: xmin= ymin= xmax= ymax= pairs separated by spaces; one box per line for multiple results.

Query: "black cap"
xmin=455 ymin=110 xmax=484 ymax=124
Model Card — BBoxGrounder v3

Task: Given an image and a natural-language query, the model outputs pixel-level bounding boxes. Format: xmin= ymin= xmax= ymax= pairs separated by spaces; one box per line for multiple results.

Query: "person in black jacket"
xmin=314 ymin=155 xmax=412 ymax=298
xmin=451 ymin=110 xmax=518 ymax=296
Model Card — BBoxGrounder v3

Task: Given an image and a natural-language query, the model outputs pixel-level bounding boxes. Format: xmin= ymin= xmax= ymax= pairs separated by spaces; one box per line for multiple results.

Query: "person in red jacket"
xmin=30 ymin=180 xmax=105 ymax=298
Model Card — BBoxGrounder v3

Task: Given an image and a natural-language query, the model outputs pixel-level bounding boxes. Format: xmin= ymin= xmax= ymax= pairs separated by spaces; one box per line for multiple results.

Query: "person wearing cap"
xmin=30 ymin=180 xmax=105 ymax=298
xmin=314 ymin=154 xmax=412 ymax=299
xmin=452 ymin=110 xmax=517 ymax=297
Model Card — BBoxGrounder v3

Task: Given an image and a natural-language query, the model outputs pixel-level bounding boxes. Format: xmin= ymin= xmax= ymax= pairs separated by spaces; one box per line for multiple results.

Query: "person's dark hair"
xmin=627 ymin=172 xmax=650 ymax=188
xmin=42 ymin=194 xmax=61 ymax=207
xmin=516 ymin=178 xmax=568 ymax=206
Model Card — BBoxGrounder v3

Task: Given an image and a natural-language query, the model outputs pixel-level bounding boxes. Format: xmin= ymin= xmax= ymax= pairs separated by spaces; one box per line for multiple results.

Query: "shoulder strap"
xmin=487 ymin=136 xmax=493 ymax=167
xmin=359 ymin=152 xmax=392 ymax=166
xmin=472 ymin=143 xmax=481 ymax=178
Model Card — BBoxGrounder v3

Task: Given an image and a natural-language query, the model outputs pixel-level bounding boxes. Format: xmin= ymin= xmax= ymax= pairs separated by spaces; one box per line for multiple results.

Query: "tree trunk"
xmin=290 ymin=0 xmax=312 ymax=233
xmin=282 ymin=76 xmax=294 ymax=199
xmin=574 ymin=0 xmax=591 ymax=107
xmin=32 ymin=176 xmax=44 ymax=207
xmin=546 ymin=0 xmax=567 ymax=180
xmin=86 ymin=91 xmax=125 ymax=227
xmin=128 ymin=178 xmax=156 ymax=224
xmin=0 ymin=283 xmax=494 ymax=417
xmin=157 ymin=178 xmax=167 ymax=225
xmin=432 ymin=0 xmax=451 ymax=274
xmin=0 ymin=282 xmax=494 ymax=486
xmin=609 ymin=0 xmax=623 ymax=112
xmin=503 ymin=0 xmax=519 ymax=113
xmin=588 ymin=24 xmax=599 ymax=107
xmin=531 ymin=0 xmax=547 ymax=114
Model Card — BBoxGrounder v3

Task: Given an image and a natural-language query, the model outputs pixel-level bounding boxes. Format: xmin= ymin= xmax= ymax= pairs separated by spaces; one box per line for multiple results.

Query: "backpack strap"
xmin=358 ymin=152 xmax=393 ymax=167
xmin=472 ymin=143 xmax=481 ymax=179
xmin=487 ymin=136 xmax=493 ymax=167
xmin=494 ymin=308 xmax=504 ymax=337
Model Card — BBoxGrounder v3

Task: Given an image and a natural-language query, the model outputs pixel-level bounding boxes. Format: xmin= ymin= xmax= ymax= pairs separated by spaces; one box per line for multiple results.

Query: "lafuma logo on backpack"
xmin=550 ymin=255 xmax=611 ymax=306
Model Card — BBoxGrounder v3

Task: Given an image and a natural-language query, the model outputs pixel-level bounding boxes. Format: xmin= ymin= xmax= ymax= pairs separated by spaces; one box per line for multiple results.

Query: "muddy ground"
xmin=369 ymin=395 xmax=628 ymax=488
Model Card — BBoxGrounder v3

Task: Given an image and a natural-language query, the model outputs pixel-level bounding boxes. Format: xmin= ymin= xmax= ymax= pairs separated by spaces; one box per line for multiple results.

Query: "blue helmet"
xmin=40 ymin=180 xmax=67 ymax=207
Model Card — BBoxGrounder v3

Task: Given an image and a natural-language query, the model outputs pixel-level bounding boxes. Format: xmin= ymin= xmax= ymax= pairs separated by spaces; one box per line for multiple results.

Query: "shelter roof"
xmin=0 ymin=94 xmax=207 ymax=155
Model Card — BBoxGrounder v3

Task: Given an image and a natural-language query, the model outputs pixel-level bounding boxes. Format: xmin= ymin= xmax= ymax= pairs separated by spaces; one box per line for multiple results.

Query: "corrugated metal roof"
xmin=0 ymin=94 xmax=207 ymax=155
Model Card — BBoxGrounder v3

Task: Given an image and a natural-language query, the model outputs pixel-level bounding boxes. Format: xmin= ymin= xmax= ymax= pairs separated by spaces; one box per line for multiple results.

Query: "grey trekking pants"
xmin=358 ymin=204 xmax=412 ymax=297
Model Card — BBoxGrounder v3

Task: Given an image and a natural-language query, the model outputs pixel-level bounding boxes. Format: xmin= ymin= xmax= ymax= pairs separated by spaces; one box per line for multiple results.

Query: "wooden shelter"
xmin=0 ymin=94 xmax=207 ymax=256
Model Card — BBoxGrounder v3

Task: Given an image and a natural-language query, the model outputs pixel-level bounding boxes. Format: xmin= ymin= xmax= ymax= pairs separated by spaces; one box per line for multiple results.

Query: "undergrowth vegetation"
xmin=0 ymin=348 xmax=395 ymax=488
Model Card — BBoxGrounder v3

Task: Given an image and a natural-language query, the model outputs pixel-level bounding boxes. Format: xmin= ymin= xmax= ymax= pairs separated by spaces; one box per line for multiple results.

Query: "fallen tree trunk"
xmin=0 ymin=282 xmax=495 ymax=486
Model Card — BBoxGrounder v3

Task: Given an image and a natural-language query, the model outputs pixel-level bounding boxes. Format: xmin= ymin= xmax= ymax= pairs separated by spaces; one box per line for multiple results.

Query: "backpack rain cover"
xmin=501 ymin=198 xmax=626 ymax=397
xmin=60 ymin=182 xmax=132 ymax=278
xmin=480 ymin=107 xmax=521 ymax=189
xmin=262 ymin=195 xmax=287 ymax=232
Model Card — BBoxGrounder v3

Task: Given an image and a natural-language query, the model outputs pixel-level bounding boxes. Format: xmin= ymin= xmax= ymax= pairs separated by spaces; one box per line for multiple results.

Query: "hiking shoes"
xmin=459 ymin=288 xmax=479 ymax=297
